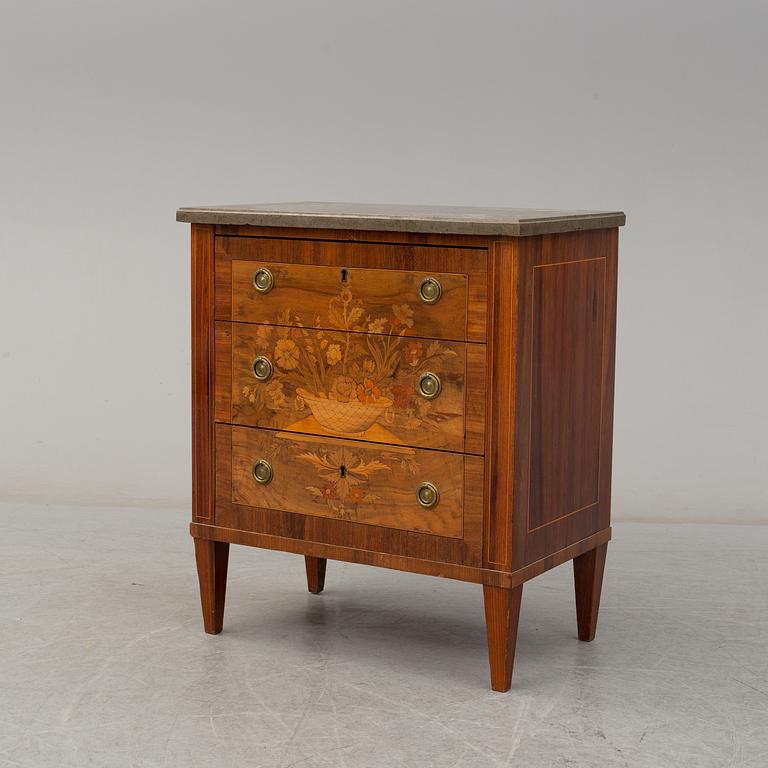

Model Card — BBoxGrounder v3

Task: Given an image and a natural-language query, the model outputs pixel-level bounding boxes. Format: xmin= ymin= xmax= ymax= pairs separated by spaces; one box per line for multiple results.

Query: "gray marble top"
xmin=176 ymin=202 xmax=625 ymax=236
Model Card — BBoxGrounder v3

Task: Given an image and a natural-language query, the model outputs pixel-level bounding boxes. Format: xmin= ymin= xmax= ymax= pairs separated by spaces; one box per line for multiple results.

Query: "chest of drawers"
xmin=177 ymin=202 xmax=625 ymax=691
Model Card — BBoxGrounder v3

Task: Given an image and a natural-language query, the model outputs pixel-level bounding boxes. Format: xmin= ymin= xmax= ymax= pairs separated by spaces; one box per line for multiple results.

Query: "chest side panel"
xmin=510 ymin=229 xmax=618 ymax=569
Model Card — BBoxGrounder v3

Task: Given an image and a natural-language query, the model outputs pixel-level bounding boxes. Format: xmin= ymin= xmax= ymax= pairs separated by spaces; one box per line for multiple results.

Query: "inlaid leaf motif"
xmin=347 ymin=457 xmax=391 ymax=478
xmin=295 ymin=445 xmax=409 ymax=515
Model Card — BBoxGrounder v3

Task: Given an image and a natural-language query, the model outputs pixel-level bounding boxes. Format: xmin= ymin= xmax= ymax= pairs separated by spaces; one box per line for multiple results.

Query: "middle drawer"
xmin=216 ymin=321 xmax=485 ymax=454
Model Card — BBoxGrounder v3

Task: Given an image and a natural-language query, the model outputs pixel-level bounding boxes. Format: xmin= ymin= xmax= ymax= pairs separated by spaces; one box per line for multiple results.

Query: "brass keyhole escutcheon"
xmin=418 ymin=277 xmax=442 ymax=304
xmin=418 ymin=372 xmax=441 ymax=400
xmin=253 ymin=267 xmax=275 ymax=294
xmin=252 ymin=459 xmax=273 ymax=485
xmin=252 ymin=356 xmax=273 ymax=382
xmin=416 ymin=482 xmax=440 ymax=509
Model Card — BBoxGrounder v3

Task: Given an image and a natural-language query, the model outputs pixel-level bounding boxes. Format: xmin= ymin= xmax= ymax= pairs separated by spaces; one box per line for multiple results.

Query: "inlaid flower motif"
xmin=332 ymin=375 xmax=356 ymax=402
xmin=356 ymin=378 xmax=382 ymax=404
xmin=264 ymin=380 xmax=286 ymax=409
xmin=274 ymin=338 xmax=300 ymax=369
xmin=392 ymin=303 xmax=414 ymax=328
xmin=235 ymin=280 xmax=462 ymax=442
xmin=254 ymin=325 xmax=272 ymax=350
xmin=403 ymin=340 xmax=422 ymax=367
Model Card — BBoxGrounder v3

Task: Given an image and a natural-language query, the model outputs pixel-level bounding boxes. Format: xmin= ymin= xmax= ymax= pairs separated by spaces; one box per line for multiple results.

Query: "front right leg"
xmin=483 ymin=583 xmax=524 ymax=692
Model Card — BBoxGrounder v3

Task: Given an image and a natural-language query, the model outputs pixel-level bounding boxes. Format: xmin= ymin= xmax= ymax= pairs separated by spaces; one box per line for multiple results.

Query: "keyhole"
xmin=339 ymin=465 xmax=347 ymax=478
xmin=340 ymin=268 xmax=348 ymax=284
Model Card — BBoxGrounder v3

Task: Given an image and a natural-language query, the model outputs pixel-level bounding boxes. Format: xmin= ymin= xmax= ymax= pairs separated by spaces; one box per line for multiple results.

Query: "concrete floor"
xmin=0 ymin=504 xmax=766 ymax=767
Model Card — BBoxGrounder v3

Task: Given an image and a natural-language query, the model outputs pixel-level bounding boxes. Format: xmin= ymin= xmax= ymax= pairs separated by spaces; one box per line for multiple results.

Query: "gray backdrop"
xmin=1 ymin=1 xmax=766 ymax=522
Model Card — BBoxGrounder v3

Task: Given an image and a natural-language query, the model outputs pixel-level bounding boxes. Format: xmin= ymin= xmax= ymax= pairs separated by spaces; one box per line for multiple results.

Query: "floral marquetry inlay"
xmin=230 ymin=426 xmax=464 ymax=537
xmin=231 ymin=277 xmax=467 ymax=452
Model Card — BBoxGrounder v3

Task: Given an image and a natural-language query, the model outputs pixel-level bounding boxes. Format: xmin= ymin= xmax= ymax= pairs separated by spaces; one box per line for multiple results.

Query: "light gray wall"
xmin=1 ymin=1 xmax=766 ymax=521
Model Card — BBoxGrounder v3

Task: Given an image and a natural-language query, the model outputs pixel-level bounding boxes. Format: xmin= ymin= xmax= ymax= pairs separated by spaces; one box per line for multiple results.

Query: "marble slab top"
xmin=176 ymin=201 xmax=625 ymax=237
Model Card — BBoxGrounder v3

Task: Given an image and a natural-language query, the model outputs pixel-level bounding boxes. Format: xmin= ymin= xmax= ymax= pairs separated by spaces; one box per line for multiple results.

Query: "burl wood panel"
xmin=214 ymin=425 xmax=485 ymax=567
xmin=231 ymin=425 xmax=464 ymax=538
xmin=232 ymin=261 xmax=468 ymax=343
xmin=508 ymin=228 xmax=618 ymax=569
xmin=226 ymin=321 xmax=471 ymax=454
xmin=215 ymin=236 xmax=488 ymax=342
xmin=191 ymin=224 xmax=215 ymax=522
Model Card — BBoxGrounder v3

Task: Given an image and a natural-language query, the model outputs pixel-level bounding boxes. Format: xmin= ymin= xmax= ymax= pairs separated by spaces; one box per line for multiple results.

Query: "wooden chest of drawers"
xmin=177 ymin=202 xmax=625 ymax=691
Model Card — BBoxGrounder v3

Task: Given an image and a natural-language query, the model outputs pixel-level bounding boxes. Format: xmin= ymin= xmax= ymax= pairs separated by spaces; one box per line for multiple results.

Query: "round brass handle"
xmin=253 ymin=267 xmax=275 ymax=294
xmin=416 ymin=481 xmax=440 ymax=509
xmin=252 ymin=356 xmax=273 ymax=381
xmin=418 ymin=372 xmax=442 ymax=399
xmin=252 ymin=459 xmax=273 ymax=485
xmin=418 ymin=277 xmax=442 ymax=304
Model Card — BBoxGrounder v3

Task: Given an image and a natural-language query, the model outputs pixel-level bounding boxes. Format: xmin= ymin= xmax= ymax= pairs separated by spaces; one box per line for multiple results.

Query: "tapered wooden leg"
xmin=194 ymin=538 xmax=229 ymax=634
xmin=482 ymin=584 xmax=523 ymax=692
xmin=305 ymin=556 xmax=327 ymax=594
xmin=573 ymin=542 xmax=608 ymax=641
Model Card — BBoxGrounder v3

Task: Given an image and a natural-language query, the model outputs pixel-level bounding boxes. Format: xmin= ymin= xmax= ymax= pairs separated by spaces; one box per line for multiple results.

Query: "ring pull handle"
xmin=252 ymin=459 xmax=273 ymax=485
xmin=416 ymin=482 xmax=440 ymax=509
xmin=252 ymin=356 xmax=273 ymax=381
xmin=253 ymin=267 xmax=275 ymax=294
xmin=417 ymin=372 xmax=441 ymax=400
xmin=418 ymin=277 xmax=442 ymax=305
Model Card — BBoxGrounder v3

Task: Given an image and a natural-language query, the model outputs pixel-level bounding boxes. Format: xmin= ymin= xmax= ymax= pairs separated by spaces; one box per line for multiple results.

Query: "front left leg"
xmin=194 ymin=539 xmax=229 ymax=634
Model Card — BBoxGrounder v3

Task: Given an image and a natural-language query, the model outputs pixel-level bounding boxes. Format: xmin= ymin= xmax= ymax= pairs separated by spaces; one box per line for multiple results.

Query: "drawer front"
xmin=231 ymin=426 xmax=465 ymax=537
xmin=228 ymin=322 xmax=468 ymax=453
xmin=231 ymin=261 xmax=468 ymax=341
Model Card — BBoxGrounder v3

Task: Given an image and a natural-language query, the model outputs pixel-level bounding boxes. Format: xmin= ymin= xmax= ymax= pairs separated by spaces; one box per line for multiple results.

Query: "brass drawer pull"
xmin=417 ymin=372 xmax=441 ymax=399
xmin=418 ymin=277 xmax=442 ymax=304
xmin=253 ymin=267 xmax=275 ymax=294
xmin=252 ymin=356 xmax=273 ymax=381
xmin=252 ymin=459 xmax=273 ymax=485
xmin=416 ymin=481 xmax=440 ymax=509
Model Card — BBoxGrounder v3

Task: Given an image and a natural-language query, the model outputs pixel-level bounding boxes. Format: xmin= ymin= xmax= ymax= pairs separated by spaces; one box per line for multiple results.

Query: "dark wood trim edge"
xmin=192 ymin=223 xmax=216 ymax=522
xmin=508 ymin=527 xmax=611 ymax=587
xmin=213 ymin=224 xmax=492 ymax=248
xmin=190 ymin=522 xmax=511 ymax=586
xmin=189 ymin=523 xmax=611 ymax=589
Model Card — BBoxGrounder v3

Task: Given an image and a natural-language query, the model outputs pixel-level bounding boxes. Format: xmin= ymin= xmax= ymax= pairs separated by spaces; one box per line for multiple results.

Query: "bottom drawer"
xmin=230 ymin=425 xmax=465 ymax=538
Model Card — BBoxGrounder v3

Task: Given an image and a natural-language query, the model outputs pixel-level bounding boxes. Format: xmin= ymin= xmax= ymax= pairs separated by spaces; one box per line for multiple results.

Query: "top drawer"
xmin=215 ymin=236 xmax=488 ymax=342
